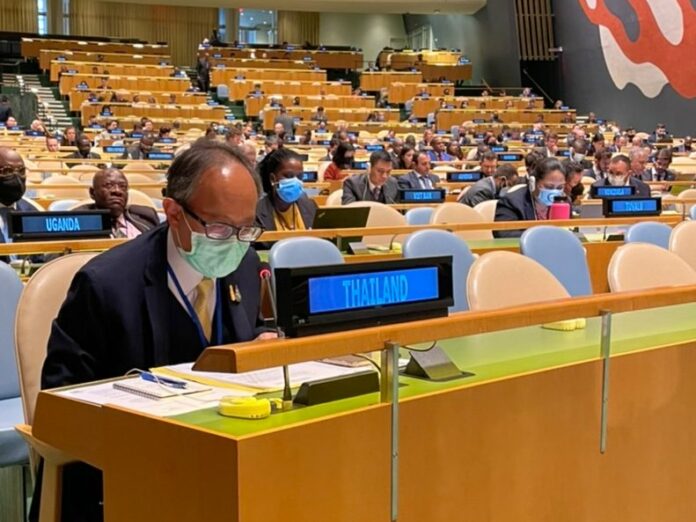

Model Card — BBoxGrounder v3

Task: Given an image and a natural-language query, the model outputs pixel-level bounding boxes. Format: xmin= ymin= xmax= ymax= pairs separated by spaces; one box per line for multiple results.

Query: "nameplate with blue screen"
xmin=446 ymin=171 xmax=482 ymax=182
xmin=158 ymin=137 xmax=176 ymax=144
xmin=351 ymin=161 xmax=369 ymax=170
xmin=497 ymin=153 xmax=523 ymax=162
xmin=147 ymin=152 xmax=173 ymax=160
xmin=8 ymin=210 xmax=111 ymax=241
xmin=104 ymin=146 xmax=126 ymax=154
xmin=308 ymin=267 xmax=440 ymax=314
xmin=590 ymin=185 xmax=635 ymax=198
xmin=300 ymin=171 xmax=318 ymax=182
xmin=274 ymin=257 xmax=453 ymax=337
xmin=366 ymin=144 xmax=384 ymax=152
xmin=602 ymin=197 xmax=661 ymax=217
xmin=398 ymin=189 xmax=446 ymax=203
xmin=490 ymin=145 xmax=508 ymax=153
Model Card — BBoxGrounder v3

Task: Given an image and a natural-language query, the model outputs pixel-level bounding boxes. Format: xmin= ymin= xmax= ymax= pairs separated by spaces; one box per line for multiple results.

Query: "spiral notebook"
xmin=113 ymin=378 xmax=211 ymax=400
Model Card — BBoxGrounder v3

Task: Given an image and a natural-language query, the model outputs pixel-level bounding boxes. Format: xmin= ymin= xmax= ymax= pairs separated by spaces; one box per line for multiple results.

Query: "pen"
xmin=140 ymin=372 xmax=188 ymax=389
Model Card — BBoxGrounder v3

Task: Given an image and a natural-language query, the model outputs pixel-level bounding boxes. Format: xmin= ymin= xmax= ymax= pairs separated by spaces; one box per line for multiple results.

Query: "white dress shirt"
xmin=166 ymin=230 xmax=216 ymax=320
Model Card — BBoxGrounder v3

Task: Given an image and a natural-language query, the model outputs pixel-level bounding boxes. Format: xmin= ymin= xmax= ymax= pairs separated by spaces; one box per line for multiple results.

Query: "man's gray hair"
xmin=165 ymin=139 xmax=254 ymax=203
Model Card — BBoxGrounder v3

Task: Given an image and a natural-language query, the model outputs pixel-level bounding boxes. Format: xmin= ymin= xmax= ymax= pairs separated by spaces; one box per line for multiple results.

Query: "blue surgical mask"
xmin=537 ymin=188 xmax=564 ymax=206
xmin=275 ymin=177 xmax=304 ymax=203
xmin=177 ymin=216 xmax=249 ymax=278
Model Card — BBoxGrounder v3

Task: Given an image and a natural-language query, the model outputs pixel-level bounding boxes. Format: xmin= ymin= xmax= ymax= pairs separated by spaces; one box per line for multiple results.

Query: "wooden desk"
xmin=208 ymin=58 xmax=316 ymax=70
xmin=211 ymin=68 xmax=326 ymax=85
xmin=200 ymin=47 xmax=363 ymax=69
xmin=411 ymin=97 xmax=545 ymax=118
xmin=436 ymin=109 xmax=575 ymax=128
xmin=28 ymin=290 xmax=696 ymax=521
xmin=387 ymin=83 xmax=452 ymax=104
xmin=59 ymin=74 xmax=190 ymax=96
xmin=230 ymin=80 xmax=351 ymax=101
xmin=262 ymin=106 xmax=400 ymax=131
xmin=360 ymin=72 xmax=423 ymax=91
xmin=378 ymin=49 xmax=463 ymax=69
xmin=40 ymin=49 xmax=169 ymax=70
xmin=21 ymin=37 xmax=168 ymax=58
xmin=79 ymin=103 xmax=227 ymax=125
xmin=68 ymin=90 xmax=207 ymax=112
xmin=245 ymin=95 xmax=375 ymax=115
xmin=51 ymin=61 xmax=174 ymax=82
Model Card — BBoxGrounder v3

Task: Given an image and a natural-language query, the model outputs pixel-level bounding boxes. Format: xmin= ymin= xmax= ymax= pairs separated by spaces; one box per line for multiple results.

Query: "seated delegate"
xmin=254 ymin=147 xmax=317 ymax=233
xmin=494 ymin=157 xmax=567 ymax=238
xmin=397 ymin=150 xmax=440 ymax=189
xmin=459 ymin=164 xmax=519 ymax=207
xmin=590 ymin=154 xmax=651 ymax=198
xmin=341 ymin=150 xmax=399 ymax=204
xmin=74 ymin=168 xmax=159 ymax=238
xmin=323 ymin=142 xmax=355 ymax=181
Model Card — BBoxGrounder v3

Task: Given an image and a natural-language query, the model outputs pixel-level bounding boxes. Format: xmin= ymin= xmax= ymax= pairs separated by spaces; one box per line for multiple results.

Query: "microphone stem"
xmin=263 ymin=273 xmax=293 ymax=409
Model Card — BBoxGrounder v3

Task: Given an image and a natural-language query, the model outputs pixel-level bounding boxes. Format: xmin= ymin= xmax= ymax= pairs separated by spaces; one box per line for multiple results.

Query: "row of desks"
xmin=199 ymin=46 xmax=363 ymax=69
xmin=228 ymin=80 xmax=351 ymax=100
xmin=378 ymin=49 xmax=463 ymax=68
xmin=436 ymin=109 xmax=576 ymax=127
xmin=79 ymin=103 xmax=227 ymax=125
xmin=245 ymin=95 xmax=375 ymax=115
xmin=51 ymin=61 xmax=174 ymax=82
xmin=262 ymin=107 xmax=400 ymax=130
xmin=68 ymin=90 xmax=208 ymax=112
xmin=22 ymin=37 xmax=169 ymax=58
xmin=208 ymin=58 xmax=318 ymax=70
xmin=59 ymin=74 xmax=190 ymax=96
xmin=411 ymin=96 xmax=545 ymax=117
xmin=360 ymin=72 xmax=424 ymax=91
xmin=40 ymin=49 xmax=171 ymax=70
xmin=211 ymin=68 xmax=327 ymax=84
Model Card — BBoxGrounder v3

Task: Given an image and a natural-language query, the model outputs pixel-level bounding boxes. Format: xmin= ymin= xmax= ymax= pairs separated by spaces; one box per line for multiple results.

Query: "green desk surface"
xmin=172 ymin=303 xmax=696 ymax=438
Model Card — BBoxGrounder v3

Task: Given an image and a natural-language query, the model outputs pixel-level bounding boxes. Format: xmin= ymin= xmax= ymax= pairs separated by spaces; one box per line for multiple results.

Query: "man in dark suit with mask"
xmin=341 ymin=150 xmax=399 ymax=204
xmin=33 ymin=140 xmax=275 ymax=521
xmin=459 ymin=164 xmax=519 ymax=207
xmin=0 ymin=147 xmax=36 ymax=262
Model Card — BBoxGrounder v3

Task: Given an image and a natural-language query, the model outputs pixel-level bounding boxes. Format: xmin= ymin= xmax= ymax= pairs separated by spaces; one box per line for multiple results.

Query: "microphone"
xmin=258 ymin=262 xmax=293 ymax=408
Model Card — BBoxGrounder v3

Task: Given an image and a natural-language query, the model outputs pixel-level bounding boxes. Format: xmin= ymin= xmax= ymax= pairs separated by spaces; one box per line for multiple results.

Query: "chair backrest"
xmin=123 ymin=162 xmax=156 ymax=173
xmin=467 ymin=250 xmax=570 ymax=311
xmin=473 ymin=199 xmax=497 ymax=222
xmin=675 ymin=189 xmax=696 ymax=216
xmin=0 ymin=263 xmax=23 ymax=400
xmin=15 ymin=253 xmax=97 ymax=424
xmin=317 ymin=161 xmax=332 ymax=181
xmin=669 ymin=221 xmax=696 ymax=271
xmin=506 ymin=183 xmax=527 ymax=193
xmin=402 ymin=229 xmax=475 ymax=312
xmin=520 ymin=226 xmax=593 ymax=296
xmin=346 ymin=201 xmax=407 ymax=247
xmin=404 ymin=207 xmax=433 ymax=225
xmin=47 ymin=199 xmax=80 ymax=211
xmin=128 ymin=189 xmax=157 ymax=209
xmin=691 ymin=205 xmax=696 ymax=221
xmin=269 ymin=237 xmax=344 ymax=287
xmin=37 ymin=175 xmax=90 ymax=199
xmin=625 ymin=221 xmax=672 ymax=249
xmin=608 ymin=243 xmax=696 ymax=292
xmin=430 ymin=202 xmax=492 ymax=240
xmin=325 ymin=189 xmax=343 ymax=206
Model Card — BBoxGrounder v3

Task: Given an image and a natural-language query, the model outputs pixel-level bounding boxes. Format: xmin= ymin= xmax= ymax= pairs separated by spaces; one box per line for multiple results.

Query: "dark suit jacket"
xmin=342 ymin=174 xmax=399 ymax=204
xmin=0 ymin=198 xmax=37 ymax=262
xmin=274 ymin=114 xmax=295 ymax=136
xmin=66 ymin=151 xmax=102 ymax=168
xmin=640 ymin=168 xmax=676 ymax=183
xmin=590 ymin=177 xmax=651 ymax=198
xmin=397 ymin=171 xmax=440 ymax=190
xmin=494 ymin=186 xmax=536 ymax=238
xmin=119 ymin=145 xmax=146 ymax=160
xmin=75 ymin=203 xmax=160 ymax=233
xmin=459 ymin=177 xmax=497 ymax=207
xmin=42 ymin=224 xmax=264 ymax=389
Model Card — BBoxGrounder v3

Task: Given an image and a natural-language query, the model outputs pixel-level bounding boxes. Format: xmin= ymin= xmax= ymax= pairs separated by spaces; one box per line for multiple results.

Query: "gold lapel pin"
xmin=229 ymin=284 xmax=242 ymax=304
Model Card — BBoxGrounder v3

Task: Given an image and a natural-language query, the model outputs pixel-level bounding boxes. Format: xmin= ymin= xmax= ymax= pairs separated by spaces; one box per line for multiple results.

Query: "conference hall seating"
xmin=39 ymin=49 xmax=171 ymax=70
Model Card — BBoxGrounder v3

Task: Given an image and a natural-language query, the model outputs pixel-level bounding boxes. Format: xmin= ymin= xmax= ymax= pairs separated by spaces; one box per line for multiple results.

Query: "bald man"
xmin=0 ymin=148 xmax=35 ymax=260
xmin=36 ymin=140 xmax=274 ymax=521
xmin=74 ymin=168 xmax=159 ymax=238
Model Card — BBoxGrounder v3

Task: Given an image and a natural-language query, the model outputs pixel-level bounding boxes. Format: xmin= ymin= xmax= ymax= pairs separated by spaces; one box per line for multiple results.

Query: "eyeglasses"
xmin=0 ymin=165 xmax=26 ymax=179
xmin=178 ymin=203 xmax=263 ymax=242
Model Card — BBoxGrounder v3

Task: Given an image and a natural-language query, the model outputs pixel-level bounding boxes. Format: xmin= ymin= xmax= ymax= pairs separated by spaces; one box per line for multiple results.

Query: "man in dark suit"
xmin=66 ymin=134 xmax=103 ymax=167
xmin=583 ymin=150 xmax=611 ymax=180
xmin=0 ymin=147 xmax=37 ymax=262
xmin=640 ymin=147 xmax=676 ymax=193
xmin=0 ymin=95 xmax=12 ymax=124
xmin=119 ymin=134 xmax=155 ymax=161
xmin=35 ymin=140 xmax=274 ymax=521
xmin=342 ymin=150 xmax=399 ymax=204
xmin=75 ymin=168 xmax=159 ymax=238
xmin=397 ymin=151 xmax=440 ymax=190
xmin=459 ymin=164 xmax=519 ymax=207
xmin=591 ymin=154 xmax=651 ymax=198
xmin=273 ymin=105 xmax=295 ymax=137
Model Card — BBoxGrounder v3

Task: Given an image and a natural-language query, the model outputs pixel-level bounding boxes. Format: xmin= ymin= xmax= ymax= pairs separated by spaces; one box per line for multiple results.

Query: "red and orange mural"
xmin=579 ymin=0 xmax=696 ymax=98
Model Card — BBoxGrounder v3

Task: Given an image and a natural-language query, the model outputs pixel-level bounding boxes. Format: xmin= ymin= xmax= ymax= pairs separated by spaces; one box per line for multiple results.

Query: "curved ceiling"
xmin=100 ymin=0 xmax=487 ymax=14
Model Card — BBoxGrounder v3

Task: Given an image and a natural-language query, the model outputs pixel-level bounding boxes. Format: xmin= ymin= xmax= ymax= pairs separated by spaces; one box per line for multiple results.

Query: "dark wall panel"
xmin=553 ymin=0 xmax=696 ymax=136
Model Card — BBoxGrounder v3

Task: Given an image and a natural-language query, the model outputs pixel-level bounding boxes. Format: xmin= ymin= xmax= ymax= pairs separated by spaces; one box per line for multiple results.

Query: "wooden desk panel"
xmin=230 ymin=80 xmax=351 ymax=101
xmin=245 ymin=95 xmax=374 ymax=115
xmin=51 ymin=61 xmax=173 ymax=82
xmin=201 ymin=47 xmax=363 ymax=69
xmin=360 ymin=72 xmax=423 ymax=91
xmin=59 ymin=75 xmax=190 ymax=96
xmin=69 ymin=90 xmax=207 ymax=112
xmin=378 ymin=50 xmax=463 ymax=69
xmin=388 ymin=83 xmax=452 ymax=104
xmin=79 ymin=103 xmax=226 ymax=125
xmin=436 ymin=109 xmax=576 ymax=128
xmin=262 ymin=106 xmax=400 ymax=131
xmin=208 ymin=58 xmax=315 ymax=70
xmin=212 ymin=68 xmax=326 ymax=85
xmin=420 ymin=63 xmax=472 ymax=82
xmin=411 ymin=96 xmax=545 ymax=117
xmin=40 ymin=49 xmax=168 ymax=70
xmin=22 ymin=38 xmax=168 ymax=58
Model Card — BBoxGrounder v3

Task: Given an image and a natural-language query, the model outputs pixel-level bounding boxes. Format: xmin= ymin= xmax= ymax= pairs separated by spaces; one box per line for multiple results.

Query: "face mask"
xmin=177 ymin=216 xmax=249 ymax=278
xmin=275 ymin=177 xmax=304 ymax=204
xmin=0 ymin=175 xmax=26 ymax=206
xmin=573 ymin=153 xmax=585 ymax=163
xmin=608 ymin=174 xmax=627 ymax=187
xmin=537 ymin=188 xmax=564 ymax=206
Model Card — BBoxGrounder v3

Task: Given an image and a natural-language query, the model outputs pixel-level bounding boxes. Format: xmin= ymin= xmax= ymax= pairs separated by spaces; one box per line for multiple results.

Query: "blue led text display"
xmin=21 ymin=214 xmax=104 ymax=234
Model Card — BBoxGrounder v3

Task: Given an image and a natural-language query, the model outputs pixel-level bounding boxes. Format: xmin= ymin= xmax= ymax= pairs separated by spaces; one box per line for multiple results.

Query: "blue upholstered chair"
xmin=520 ymin=226 xmax=593 ymax=297
xmin=405 ymin=207 xmax=434 ymax=226
xmin=402 ymin=229 xmax=476 ymax=312
xmin=0 ymin=262 xmax=29 ymax=518
xmin=690 ymin=205 xmax=696 ymax=221
xmin=625 ymin=221 xmax=672 ymax=249
xmin=269 ymin=237 xmax=344 ymax=272
xmin=216 ymin=83 xmax=229 ymax=102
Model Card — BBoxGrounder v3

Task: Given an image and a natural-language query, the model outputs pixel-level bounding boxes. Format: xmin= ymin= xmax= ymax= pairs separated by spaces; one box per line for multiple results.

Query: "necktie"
xmin=372 ymin=187 xmax=381 ymax=201
xmin=420 ymin=176 xmax=432 ymax=189
xmin=193 ymin=278 xmax=214 ymax=341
